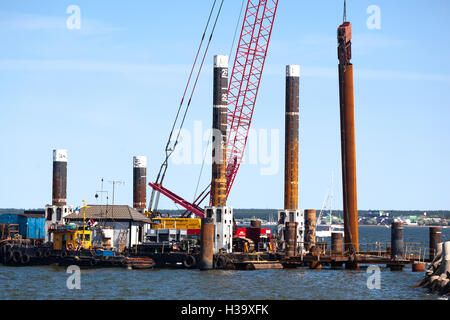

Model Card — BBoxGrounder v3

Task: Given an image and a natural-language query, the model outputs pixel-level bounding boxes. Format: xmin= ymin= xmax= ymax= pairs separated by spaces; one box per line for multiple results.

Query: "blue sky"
xmin=0 ymin=0 xmax=449 ymax=211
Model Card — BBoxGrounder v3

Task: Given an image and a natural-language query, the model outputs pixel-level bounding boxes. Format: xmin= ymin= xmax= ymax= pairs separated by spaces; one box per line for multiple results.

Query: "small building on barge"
xmin=64 ymin=205 xmax=151 ymax=251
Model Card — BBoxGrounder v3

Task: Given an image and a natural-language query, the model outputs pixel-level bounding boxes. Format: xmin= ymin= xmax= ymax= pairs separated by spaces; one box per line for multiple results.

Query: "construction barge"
xmin=0 ymin=217 xmax=441 ymax=273
xmin=0 ymin=3 xmax=444 ymax=279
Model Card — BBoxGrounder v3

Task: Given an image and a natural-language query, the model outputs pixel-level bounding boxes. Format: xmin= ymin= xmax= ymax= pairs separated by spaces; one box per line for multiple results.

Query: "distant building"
xmin=64 ymin=205 xmax=151 ymax=249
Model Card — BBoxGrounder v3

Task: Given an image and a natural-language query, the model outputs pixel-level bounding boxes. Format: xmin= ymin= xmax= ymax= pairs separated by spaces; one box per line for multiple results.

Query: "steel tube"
xmin=248 ymin=220 xmax=262 ymax=251
xmin=199 ymin=218 xmax=214 ymax=270
xmin=331 ymin=232 xmax=344 ymax=255
xmin=284 ymin=65 xmax=300 ymax=211
xmin=285 ymin=222 xmax=298 ymax=257
xmin=337 ymin=20 xmax=359 ymax=255
xmin=133 ymin=156 xmax=147 ymax=209
xmin=304 ymin=209 xmax=316 ymax=251
xmin=339 ymin=63 xmax=359 ymax=253
xmin=391 ymin=222 xmax=404 ymax=260
xmin=52 ymin=149 xmax=67 ymax=206
xmin=429 ymin=227 xmax=442 ymax=261
xmin=211 ymin=55 xmax=228 ymax=207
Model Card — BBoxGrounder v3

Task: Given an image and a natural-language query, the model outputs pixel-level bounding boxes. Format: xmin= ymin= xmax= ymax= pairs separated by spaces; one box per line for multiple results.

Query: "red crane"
xmin=149 ymin=0 xmax=279 ymax=217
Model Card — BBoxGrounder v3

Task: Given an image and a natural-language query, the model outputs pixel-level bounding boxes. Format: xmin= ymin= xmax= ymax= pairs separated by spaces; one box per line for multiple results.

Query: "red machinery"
xmin=149 ymin=0 xmax=279 ymax=218
xmin=234 ymin=227 xmax=272 ymax=240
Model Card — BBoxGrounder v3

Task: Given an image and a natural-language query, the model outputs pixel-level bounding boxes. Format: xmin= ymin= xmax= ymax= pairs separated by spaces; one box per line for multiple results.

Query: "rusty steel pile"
xmin=133 ymin=156 xmax=147 ymax=210
xmin=52 ymin=149 xmax=67 ymax=207
xmin=337 ymin=19 xmax=359 ymax=260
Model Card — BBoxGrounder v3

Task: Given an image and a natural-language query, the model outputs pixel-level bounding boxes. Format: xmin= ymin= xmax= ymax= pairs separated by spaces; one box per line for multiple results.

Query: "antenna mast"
xmin=343 ymin=0 xmax=347 ymax=22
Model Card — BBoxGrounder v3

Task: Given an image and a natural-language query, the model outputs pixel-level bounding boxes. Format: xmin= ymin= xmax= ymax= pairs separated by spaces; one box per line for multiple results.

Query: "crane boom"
xmin=148 ymin=0 xmax=279 ymax=217
xmin=226 ymin=0 xmax=279 ymax=197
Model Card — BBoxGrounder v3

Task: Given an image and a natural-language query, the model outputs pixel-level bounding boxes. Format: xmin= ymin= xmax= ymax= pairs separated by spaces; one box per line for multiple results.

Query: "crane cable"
xmin=192 ymin=0 xmax=246 ymax=204
xmin=229 ymin=0 xmax=246 ymax=58
xmin=150 ymin=0 xmax=225 ymax=210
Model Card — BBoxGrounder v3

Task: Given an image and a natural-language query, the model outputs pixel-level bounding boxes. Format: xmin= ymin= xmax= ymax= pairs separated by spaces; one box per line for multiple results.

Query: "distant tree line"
xmin=1 ymin=208 xmax=449 ymax=220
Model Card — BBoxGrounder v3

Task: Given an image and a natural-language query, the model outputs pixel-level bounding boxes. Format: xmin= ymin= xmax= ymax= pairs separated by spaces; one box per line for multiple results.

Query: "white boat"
xmin=264 ymin=213 xmax=278 ymax=226
xmin=316 ymin=225 xmax=344 ymax=238
xmin=315 ymin=172 xmax=344 ymax=238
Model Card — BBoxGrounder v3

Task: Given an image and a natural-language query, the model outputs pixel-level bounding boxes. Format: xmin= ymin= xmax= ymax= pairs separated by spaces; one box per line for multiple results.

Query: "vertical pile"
xmin=284 ymin=65 xmax=300 ymax=212
xmin=133 ymin=156 xmax=147 ymax=210
xmin=337 ymin=20 xmax=359 ymax=254
xmin=52 ymin=149 xmax=67 ymax=206
xmin=211 ymin=55 xmax=229 ymax=208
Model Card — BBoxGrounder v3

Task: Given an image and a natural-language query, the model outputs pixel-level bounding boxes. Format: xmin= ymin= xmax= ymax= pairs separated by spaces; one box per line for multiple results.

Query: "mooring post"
xmin=391 ymin=222 xmax=404 ymax=260
xmin=304 ymin=209 xmax=316 ymax=252
xmin=389 ymin=221 xmax=405 ymax=271
xmin=429 ymin=227 xmax=442 ymax=261
xmin=248 ymin=220 xmax=262 ymax=251
xmin=199 ymin=218 xmax=214 ymax=270
xmin=285 ymin=222 xmax=298 ymax=257
xmin=331 ymin=232 xmax=344 ymax=255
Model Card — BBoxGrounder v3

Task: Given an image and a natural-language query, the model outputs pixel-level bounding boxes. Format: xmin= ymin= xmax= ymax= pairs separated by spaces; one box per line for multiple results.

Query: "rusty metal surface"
xmin=391 ymin=222 xmax=405 ymax=260
xmin=338 ymin=19 xmax=359 ymax=254
xmin=429 ymin=226 xmax=442 ymax=261
xmin=250 ymin=219 xmax=262 ymax=228
xmin=338 ymin=63 xmax=358 ymax=253
xmin=284 ymin=71 xmax=299 ymax=211
xmin=248 ymin=262 xmax=283 ymax=270
xmin=331 ymin=232 xmax=344 ymax=255
xmin=133 ymin=167 xmax=147 ymax=209
xmin=247 ymin=220 xmax=262 ymax=251
xmin=247 ymin=229 xmax=261 ymax=252
xmin=304 ymin=210 xmax=316 ymax=251
xmin=52 ymin=161 xmax=67 ymax=206
xmin=285 ymin=222 xmax=298 ymax=257
xmin=199 ymin=218 xmax=214 ymax=270
xmin=412 ymin=262 xmax=426 ymax=272
xmin=310 ymin=261 xmax=322 ymax=270
xmin=211 ymin=63 xmax=228 ymax=207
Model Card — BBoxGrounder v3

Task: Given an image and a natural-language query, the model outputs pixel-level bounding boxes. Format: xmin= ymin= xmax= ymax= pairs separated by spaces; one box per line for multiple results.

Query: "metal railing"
xmin=288 ymin=241 xmax=429 ymax=261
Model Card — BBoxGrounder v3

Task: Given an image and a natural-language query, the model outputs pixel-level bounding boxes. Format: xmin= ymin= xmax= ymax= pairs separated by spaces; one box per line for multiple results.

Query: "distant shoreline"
xmin=359 ymin=224 xmax=448 ymax=229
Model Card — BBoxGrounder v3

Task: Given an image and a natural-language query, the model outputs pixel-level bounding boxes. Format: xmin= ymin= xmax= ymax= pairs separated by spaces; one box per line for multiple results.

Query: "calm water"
xmin=1 ymin=226 xmax=449 ymax=300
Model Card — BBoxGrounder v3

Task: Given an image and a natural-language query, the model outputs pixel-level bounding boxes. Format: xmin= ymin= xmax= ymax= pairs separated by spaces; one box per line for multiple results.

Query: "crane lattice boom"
xmin=226 ymin=0 xmax=279 ymax=196
xmin=149 ymin=0 xmax=279 ymax=217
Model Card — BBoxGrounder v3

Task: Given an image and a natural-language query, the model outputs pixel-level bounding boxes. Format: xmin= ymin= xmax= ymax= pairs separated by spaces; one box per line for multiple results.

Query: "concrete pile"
xmin=416 ymin=241 xmax=450 ymax=297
